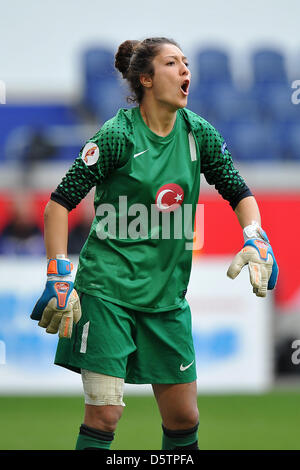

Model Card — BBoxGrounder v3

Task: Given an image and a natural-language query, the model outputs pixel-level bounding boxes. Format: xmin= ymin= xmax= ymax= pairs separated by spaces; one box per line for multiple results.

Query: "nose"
xmin=181 ymin=62 xmax=190 ymax=76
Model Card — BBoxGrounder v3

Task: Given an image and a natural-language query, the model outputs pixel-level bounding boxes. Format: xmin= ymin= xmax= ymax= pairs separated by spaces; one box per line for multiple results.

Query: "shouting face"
xmin=141 ymin=43 xmax=191 ymax=111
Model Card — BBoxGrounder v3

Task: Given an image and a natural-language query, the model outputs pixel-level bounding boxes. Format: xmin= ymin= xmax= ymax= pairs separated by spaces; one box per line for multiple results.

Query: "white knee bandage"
xmin=81 ymin=369 xmax=125 ymax=407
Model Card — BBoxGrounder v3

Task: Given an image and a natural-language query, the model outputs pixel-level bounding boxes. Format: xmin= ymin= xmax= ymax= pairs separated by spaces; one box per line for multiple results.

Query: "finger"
xmin=68 ymin=290 xmax=82 ymax=324
xmin=72 ymin=298 xmax=82 ymax=324
xmin=46 ymin=311 xmax=63 ymax=334
xmin=256 ymin=265 xmax=269 ymax=297
xmin=59 ymin=312 xmax=73 ymax=338
xmin=227 ymin=252 xmax=247 ymax=279
xmin=248 ymin=261 xmax=262 ymax=289
xmin=38 ymin=298 xmax=57 ymax=328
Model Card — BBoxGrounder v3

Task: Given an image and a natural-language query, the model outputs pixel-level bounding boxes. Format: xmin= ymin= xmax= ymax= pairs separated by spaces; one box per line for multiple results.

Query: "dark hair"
xmin=115 ymin=37 xmax=180 ymax=103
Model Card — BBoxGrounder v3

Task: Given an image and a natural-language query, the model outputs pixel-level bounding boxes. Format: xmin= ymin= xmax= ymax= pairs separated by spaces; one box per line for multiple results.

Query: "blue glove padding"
xmin=31 ymin=279 xmax=74 ymax=320
xmin=227 ymin=223 xmax=279 ymax=297
xmin=243 ymin=238 xmax=278 ymax=290
xmin=31 ymin=258 xmax=81 ymax=338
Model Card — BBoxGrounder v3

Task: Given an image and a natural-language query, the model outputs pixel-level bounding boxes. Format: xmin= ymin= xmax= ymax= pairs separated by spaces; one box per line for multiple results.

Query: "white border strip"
xmin=188 ymin=132 xmax=197 ymax=161
xmin=80 ymin=321 xmax=90 ymax=354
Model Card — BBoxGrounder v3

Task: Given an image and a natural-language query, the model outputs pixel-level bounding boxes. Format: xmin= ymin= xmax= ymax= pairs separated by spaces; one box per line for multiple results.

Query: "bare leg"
xmin=152 ymin=381 xmax=199 ymax=449
xmin=152 ymin=381 xmax=199 ymax=429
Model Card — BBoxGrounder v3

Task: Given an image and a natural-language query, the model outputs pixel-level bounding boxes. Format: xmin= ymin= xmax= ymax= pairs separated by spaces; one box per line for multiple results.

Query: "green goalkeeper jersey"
xmin=52 ymin=107 xmax=251 ymax=312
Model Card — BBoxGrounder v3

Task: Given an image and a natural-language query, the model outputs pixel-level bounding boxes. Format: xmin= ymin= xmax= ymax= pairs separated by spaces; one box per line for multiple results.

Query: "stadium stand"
xmin=0 ymin=45 xmax=299 ymax=168
xmin=0 ymin=104 xmax=81 ymax=162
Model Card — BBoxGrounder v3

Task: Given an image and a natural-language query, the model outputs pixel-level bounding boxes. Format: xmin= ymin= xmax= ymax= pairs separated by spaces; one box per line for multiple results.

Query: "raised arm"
xmin=44 ymin=200 xmax=69 ymax=259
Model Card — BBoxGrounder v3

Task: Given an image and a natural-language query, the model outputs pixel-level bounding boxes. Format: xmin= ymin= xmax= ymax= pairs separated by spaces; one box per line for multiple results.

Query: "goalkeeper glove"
xmin=227 ymin=221 xmax=278 ymax=297
xmin=31 ymin=257 xmax=81 ymax=338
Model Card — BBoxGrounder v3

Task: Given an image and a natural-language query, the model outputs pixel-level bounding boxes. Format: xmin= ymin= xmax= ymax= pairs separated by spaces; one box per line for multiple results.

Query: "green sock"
xmin=162 ymin=423 xmax=199 ymax=450
xmin=75 ymin=424 xmax=114 ymax=450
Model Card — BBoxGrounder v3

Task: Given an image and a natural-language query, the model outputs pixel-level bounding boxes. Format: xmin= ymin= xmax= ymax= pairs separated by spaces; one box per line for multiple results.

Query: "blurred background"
xmin=0 ymin=0 xmax=300 ymax=450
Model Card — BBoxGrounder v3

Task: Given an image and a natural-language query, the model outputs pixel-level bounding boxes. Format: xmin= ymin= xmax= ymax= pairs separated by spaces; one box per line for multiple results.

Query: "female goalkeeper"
xmin=31 ymin=37 xmax=278 ymax=450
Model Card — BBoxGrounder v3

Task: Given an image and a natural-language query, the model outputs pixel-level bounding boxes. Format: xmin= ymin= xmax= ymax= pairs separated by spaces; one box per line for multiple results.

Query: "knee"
xmin=85 ymin=404 xmax=124 ymax=432
xmin=180 ymin=408 xmax=199 ymax=429
xmin=81 ymin=369 xmax=125 ymax=432
xmin=165 ymin=407 xmax=199 ymax=430
xmin=186 ymin=408 xmax=199 ymax=428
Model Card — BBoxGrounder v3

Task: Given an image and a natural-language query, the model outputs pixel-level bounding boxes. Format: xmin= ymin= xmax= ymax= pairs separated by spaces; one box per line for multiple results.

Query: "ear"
xmin=140 ymin=74 xmax=152 ymax=89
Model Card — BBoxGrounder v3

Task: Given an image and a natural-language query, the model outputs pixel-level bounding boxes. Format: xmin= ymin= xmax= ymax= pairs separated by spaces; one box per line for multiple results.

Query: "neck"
xmin=139 ymin=98 xmax=177 ymax=137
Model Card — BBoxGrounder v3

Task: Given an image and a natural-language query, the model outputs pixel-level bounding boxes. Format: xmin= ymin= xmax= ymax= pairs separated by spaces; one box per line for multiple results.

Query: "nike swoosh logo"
xmin=133 ymin=149 xmax=149 ymax=158
xmin=180 ymin=360 xmax=194 ymax=371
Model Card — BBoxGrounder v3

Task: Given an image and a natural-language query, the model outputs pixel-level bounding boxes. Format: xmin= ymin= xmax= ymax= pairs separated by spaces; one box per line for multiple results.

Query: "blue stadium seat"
xmin=189 ymin=49 xmax=233 ymax=121
xmin=82 ymin=46 xmax=126 ymax=120
xmin=194 ymin=48 xmax=233 ymax=87
xmin=230 ymin=121 xmax=283 ymax=161
xmin=208 ymin=85 xmax=260 ymax=124
xmin=83 ymin=47 xmax=116 ymax=96
xmin=250 ymin=49 xmax=289 ymax=121
xmin=186 ymin=94 xmax=206 ymax=117
xmin=187 ymin=85 xmax=216 ymax=120
xmin=252 ymin=48 xmax=288 ymax=86
xmin=188 ymin=83 xmax=238 ymax=124
xmin=257 ymin=83 xmax=300 ymax=122
xmin=92 ymin=79 xmax=129 ymax=122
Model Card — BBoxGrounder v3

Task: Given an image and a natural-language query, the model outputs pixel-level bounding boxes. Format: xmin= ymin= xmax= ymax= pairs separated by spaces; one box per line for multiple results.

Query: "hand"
xmin=31 ymin=258 xmax=81 ymax=338
xmin=227 ymin=222 xmax=278 ymax=297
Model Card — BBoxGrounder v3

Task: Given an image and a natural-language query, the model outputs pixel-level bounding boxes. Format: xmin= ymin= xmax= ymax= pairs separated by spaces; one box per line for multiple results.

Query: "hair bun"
xmin=115 ymin=40 xmax=139 ymax=78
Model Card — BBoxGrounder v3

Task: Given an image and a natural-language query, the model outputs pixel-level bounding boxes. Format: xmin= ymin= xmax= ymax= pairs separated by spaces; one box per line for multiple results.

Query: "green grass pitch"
xmin=0 ymin=389 xmax=299 ymax=450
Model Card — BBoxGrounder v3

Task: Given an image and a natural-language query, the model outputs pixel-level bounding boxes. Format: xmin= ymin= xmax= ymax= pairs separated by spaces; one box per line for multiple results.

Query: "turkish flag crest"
xmin=155 ymin=183 xmax=184 ymax=212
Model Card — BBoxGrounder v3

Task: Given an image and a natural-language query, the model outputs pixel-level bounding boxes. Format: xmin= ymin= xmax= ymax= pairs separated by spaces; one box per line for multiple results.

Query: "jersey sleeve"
xmin=51 ymin=118 xmax=130 ymax=211
xmin=200 ymin=121 xmax=252 ymax=209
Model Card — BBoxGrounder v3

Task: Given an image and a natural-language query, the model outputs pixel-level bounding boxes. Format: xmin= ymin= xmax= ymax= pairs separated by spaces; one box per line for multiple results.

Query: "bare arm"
xmin=44 ymin=200 xmax=69 ymax=259
xmin=234 ymin=196 xmax=261 ymax=229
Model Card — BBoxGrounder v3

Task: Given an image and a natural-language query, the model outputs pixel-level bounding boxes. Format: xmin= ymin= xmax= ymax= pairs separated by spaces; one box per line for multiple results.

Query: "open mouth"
xmin=181 ymin=80 xmax=190 ymax=96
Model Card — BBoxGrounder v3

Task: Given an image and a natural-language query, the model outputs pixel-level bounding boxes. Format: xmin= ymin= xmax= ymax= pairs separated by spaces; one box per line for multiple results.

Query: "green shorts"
xmin=55 ymin=292 xmax=197 ymax=384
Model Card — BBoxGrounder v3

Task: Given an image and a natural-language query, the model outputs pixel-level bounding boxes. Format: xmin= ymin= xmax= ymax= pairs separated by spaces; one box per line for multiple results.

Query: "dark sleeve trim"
xmin=230 ymin=188 xmax=253 ymax=210
xmin=50 ymin=191 xmax=76 ymax=212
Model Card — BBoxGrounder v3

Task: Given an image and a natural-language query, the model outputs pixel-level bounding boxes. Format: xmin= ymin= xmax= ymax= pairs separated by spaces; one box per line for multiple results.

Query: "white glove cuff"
xmin=243 ymin=221 xmax=263 ymax=243
xmin=47 ymin=275 xmax=73 ymax=282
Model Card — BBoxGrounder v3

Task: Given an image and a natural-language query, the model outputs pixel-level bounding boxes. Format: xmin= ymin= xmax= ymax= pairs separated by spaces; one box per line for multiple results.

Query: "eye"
xmin=166 ymin=61 xmax=175 ymax=66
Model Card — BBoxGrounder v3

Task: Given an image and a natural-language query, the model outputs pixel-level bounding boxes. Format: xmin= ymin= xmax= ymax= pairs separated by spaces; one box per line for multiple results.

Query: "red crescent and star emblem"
xmin=155 ymin=183 xmax=184 ymax=212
